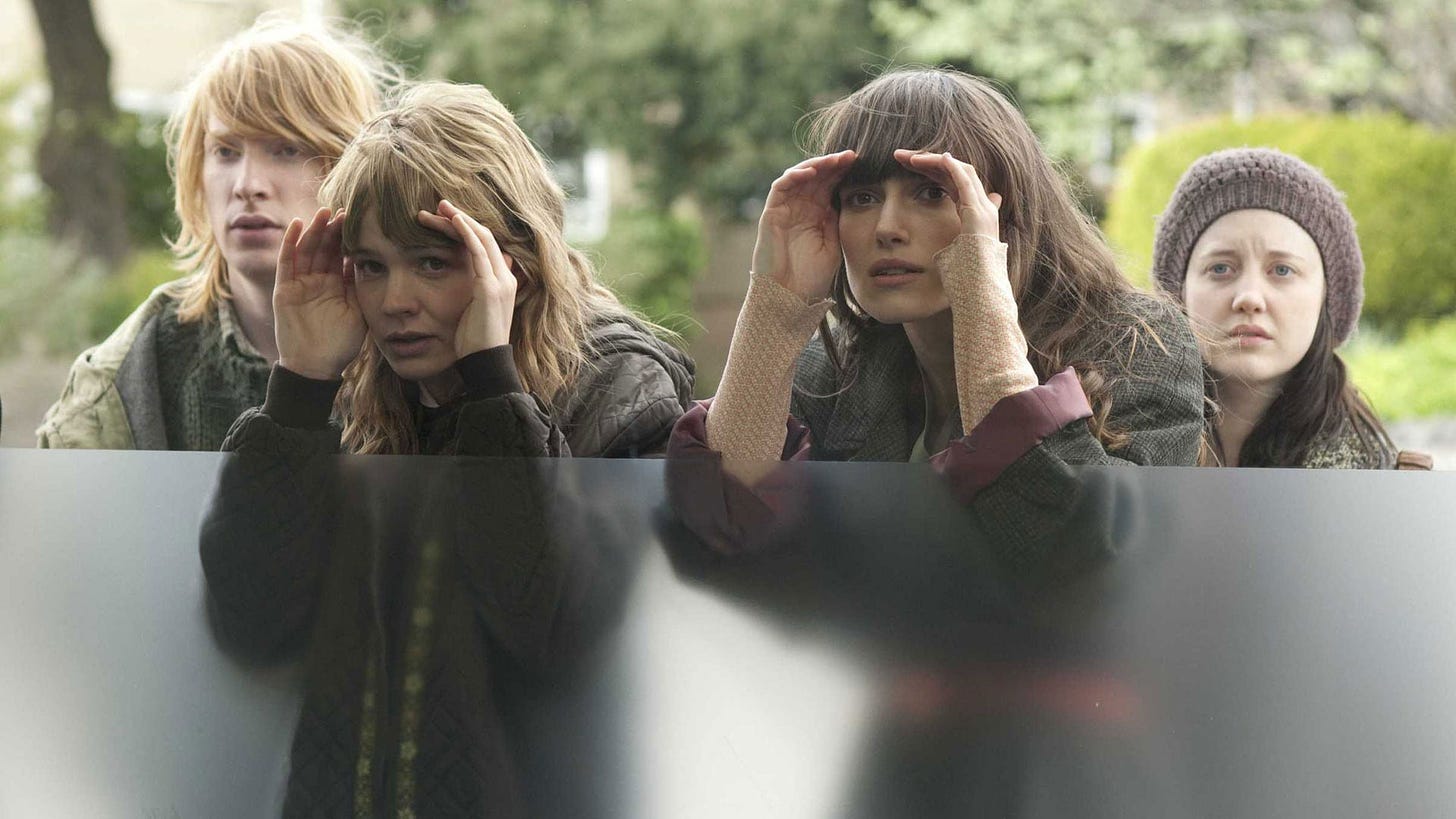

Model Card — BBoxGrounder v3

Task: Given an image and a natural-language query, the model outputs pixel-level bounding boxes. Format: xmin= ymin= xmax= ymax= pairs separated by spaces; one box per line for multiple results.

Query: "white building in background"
xmin=0 ymin=0 xmax=611 ymax=241
xmin=1 ymin=0 xmax=322 ymax=114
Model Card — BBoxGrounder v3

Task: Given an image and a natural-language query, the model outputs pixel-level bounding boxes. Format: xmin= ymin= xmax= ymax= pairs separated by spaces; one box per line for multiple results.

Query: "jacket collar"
xmin=817 ymin=324 xmax=956 ymax=461
xmin=217 ymin=296 xmax=267 ymax=362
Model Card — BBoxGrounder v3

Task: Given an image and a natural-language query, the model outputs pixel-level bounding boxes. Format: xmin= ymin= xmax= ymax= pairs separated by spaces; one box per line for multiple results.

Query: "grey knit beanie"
xmin=1151 ymin=147 xmax=1364 ymax=344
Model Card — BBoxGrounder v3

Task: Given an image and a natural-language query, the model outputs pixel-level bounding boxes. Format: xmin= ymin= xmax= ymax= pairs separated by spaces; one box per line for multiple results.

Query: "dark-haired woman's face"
xmin=837 ymin=173 xmax=963 ymax=324
xmin=1183 ymin=209 xmax=1326 ymax=389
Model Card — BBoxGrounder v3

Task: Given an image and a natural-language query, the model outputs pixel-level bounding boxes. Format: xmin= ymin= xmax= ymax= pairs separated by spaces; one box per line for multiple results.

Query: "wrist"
xmin=277 ymin=356 xmax=346 ymax=381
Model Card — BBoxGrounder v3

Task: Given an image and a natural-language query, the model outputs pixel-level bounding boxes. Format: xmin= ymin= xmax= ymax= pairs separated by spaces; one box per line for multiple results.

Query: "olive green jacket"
xmin=35 ymin=281 xmax=266 ymax=450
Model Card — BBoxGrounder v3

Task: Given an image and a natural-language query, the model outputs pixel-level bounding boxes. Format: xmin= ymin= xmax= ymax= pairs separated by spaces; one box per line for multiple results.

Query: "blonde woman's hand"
xmin=894 ymin=149 xmax=1003 ymax=241
xmin=274 ymin=207 xmax=367 ymax=380
xmin=752 ymin=150 xmax=856 ymax=301
xmin=417 ymin=200 xmax=517 ymax=359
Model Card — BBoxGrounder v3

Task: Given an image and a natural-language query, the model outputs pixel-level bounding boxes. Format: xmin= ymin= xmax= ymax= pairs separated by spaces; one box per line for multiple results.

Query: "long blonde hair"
xmin=166 ymin=14 xmax=397 ymax=324
xmin=319 ymin=82 xmax=642 ymax=454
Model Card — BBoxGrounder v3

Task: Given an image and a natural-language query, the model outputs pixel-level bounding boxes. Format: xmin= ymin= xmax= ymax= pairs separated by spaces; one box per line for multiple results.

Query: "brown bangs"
xmin=806 ymin=70 xmax=993 ymax=190
xmin=324 ymin=137 xmax=454 ymax=254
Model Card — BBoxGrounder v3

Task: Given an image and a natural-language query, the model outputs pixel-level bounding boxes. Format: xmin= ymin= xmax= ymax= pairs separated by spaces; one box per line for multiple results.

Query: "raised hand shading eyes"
xmin=893 ymin=149 xmax=1003 ymax=241
xmin=416 ymin=200 xmax=518 ymax=356
xmin=273 ymin=207 xmax=368 ymax=380
xmin=752 ymin=149 xmax=857 ymax=301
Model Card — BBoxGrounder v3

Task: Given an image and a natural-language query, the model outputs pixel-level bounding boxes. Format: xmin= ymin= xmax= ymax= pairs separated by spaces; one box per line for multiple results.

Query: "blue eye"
xmin=276 ymin=143 xmax=303 ymax=159
xmin=1207 ymin=263 xmax=1232 ymax=277
xmin=1272 ymin=263 xmax=1295 ymax=277
xmin=212 ymin=145 xmax=239 ymax=160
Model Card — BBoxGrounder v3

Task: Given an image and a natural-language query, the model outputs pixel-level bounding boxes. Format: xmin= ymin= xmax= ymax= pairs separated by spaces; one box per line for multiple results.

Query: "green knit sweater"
xmin=155 ymin=298 xmax=271 ymax=451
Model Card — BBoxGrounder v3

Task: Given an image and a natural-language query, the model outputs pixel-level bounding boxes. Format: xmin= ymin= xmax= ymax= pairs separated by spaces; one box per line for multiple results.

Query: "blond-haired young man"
xmin=38 ymin=15 xmax=394 ymax=449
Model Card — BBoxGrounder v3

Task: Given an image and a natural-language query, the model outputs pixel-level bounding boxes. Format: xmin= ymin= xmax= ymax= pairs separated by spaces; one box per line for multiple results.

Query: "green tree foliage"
xmin=0 ymin=77 xmax=47 ymax=234
xmin=341 ymin=0 xmax=891 ymax=215
xmin=874 ymin=0 xmax=1456 ymax=167
xmin=589 ymin=207 xmax=706 ymax=340
xmin=113 ymin=112 xmax=177 ymax=246
xmin=1345 ymin=316 xmax=1456 ymax=420
xmin=1103 ymin=114 xmax=1456 ymax=331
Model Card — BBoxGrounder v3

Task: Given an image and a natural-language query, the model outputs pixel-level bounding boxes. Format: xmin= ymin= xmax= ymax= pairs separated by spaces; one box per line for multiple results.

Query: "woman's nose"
xmin=381 ymin=273 xmax=418 ymax=315
xmin=875 ymin=199 xmax=908 ymax=246
xmin=1230 ymin=277 xmax=1267 ymax=314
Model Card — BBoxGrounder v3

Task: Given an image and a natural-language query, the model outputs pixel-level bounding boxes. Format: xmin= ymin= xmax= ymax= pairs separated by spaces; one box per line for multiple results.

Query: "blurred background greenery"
xmin=3 ymin=0 xmax=1456 ymax=445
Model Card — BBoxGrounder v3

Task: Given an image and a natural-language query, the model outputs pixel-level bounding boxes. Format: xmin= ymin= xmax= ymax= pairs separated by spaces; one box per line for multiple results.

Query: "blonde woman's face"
xmin=202 ymin=115 xmax=323 ymax=287
xmin=1183 ymin=209 xmax=1326 ymax=390
xmin=349 ymin=209 xmax=475 ymax=400
xmin=837 ymin=173 xmax=963 ymax=324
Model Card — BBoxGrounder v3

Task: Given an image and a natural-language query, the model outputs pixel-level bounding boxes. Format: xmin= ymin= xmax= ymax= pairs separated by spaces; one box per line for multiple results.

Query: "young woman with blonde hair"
xmin=202 ymin=81 xmax=693 ymax=817
xmin=670 ymin=67 xmax=1205 ymax=577
xmin=224 ymin=81 xmax=694 ymax=456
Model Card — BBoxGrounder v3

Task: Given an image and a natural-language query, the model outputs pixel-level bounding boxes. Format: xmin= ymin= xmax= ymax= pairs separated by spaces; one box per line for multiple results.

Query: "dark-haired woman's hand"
xmin=752 ymin=150 xmax=857 ymax=301
xmin=895 ymin=149 xmax=1003 ymax=241
xmin=417 ymin=200 xmax=518 ymax=358
xmin=274 ymin=207 xmax=367 ymax=380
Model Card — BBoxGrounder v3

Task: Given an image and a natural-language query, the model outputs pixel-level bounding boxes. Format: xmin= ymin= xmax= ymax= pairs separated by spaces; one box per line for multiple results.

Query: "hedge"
xmin=1104 ymin=114 xmax=1456 ymax=332
xmin=1344 ymin=315 xmax=1456 ymax=421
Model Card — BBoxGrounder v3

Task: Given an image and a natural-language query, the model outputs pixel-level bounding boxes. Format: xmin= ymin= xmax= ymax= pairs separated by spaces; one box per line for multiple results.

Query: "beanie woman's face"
xmin=1182 ymin=209 xmax=1326 ymax=390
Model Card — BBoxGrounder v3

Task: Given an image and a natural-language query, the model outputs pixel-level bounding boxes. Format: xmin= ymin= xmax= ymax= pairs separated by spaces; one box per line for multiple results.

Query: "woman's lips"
xmin=386 ymin=334 xmax=436 ymax=357
xmin=1229 ymin=326 xmax=1273 ymax=348
xmin=868 ymin=260 xmax=925 ymax=286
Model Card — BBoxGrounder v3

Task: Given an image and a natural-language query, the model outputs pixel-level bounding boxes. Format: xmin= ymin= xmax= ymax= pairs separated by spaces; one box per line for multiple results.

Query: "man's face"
xmin=201 ymin=115 xmax=324 ymax=287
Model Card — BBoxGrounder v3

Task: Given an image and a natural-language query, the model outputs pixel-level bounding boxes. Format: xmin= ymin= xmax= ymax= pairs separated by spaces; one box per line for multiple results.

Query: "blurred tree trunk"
xmin=28 ymin=0 xmax=129 ymax=272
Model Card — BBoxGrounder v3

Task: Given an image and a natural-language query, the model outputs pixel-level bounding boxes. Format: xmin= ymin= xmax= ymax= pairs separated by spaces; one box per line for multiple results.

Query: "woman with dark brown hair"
xmin=670 ymin=67 xmax=1205 ymax=579
xmin=1153 ymin=147 xmax=1425 ymax=469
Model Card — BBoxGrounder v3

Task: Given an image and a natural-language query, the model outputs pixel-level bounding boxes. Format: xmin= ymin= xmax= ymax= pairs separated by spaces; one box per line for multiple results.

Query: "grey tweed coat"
xmin=789 ymin=291 xmax=1205 ymax=582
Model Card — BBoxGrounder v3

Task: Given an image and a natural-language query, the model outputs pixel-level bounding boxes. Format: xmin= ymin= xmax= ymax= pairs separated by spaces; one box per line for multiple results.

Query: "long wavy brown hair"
xmin=318 ymin=82 xmax=646 ymax=454
xmin=803 ymin=68 xmax=1162 ymax=449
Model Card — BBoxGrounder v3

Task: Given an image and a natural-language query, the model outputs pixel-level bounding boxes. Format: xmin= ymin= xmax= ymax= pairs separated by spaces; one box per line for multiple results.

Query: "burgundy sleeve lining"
xmin=930 ymin=367 xmax=1093 ymax=502
xmin=665 ymin=400 xmax=812 ymax=555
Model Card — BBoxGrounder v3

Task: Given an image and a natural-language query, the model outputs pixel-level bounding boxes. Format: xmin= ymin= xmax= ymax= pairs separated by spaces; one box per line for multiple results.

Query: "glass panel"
xmin=1 ymin=450 xmax=1452 ymax=817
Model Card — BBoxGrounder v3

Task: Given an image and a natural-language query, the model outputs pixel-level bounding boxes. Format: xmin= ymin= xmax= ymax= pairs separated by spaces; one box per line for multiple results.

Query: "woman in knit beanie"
xmin=1152 ymin=147 xmax=1398 ymax=468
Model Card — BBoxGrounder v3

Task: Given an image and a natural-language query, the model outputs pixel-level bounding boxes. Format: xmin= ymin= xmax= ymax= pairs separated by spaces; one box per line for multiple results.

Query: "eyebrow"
xmin=348 ymin=241 xmax=458 ymax=258
xmin=204 ymin=127 xmax=302 ymax=146
xmin=1194 ymin=246 xmax=1313 ymax=264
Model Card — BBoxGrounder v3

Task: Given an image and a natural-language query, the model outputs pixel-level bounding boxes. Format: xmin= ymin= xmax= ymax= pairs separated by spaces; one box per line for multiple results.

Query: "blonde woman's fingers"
xmin=276 ymin=218 xmax=303 ymax=283
xmin=451 ymin=212 xmax=504 ymax=288
xmin=417 ymin=209 xmax=461 ymax=240
xmin=298 ymin=207 xmax=332 ymax=275
xmin=466 ymin=216 xmax=513 ymax=284
xmin=319 ymin=211 xmax=346 ymax=274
